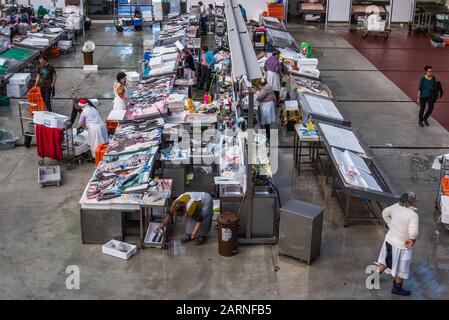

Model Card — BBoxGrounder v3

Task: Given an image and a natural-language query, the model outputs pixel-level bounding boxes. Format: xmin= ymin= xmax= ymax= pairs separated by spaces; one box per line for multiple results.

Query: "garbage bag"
xmin=82 ymin=41 xmax=95 ymax=53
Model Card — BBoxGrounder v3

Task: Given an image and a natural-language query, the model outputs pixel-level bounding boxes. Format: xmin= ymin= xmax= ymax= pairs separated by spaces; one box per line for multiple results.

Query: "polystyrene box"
xmin=298 ymin=58 xmax=319 ymax=68
xmin=84 ymin=65 xmax=98 ymax=72
xmin=441 ymin=196 xmax=449 ymax=224
xmin=6 ymin=84 xmax=27 ymax=97
xmin=102 ymin=240 xmax=137 ymax=260
xmin=9 ymin=73 xmax=31 ymax=85
xmin=33 ymin=111 xmax=69 ymax=129
xmin=125 ymin=71 xmax=140 ymax=82
xmin=58 ymin=40 xmax=72 ymax=49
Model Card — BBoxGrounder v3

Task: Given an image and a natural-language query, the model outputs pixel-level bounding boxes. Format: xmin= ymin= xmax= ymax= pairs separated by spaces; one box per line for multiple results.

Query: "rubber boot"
xmin=391 ymin=281 xmax=411 ymax=296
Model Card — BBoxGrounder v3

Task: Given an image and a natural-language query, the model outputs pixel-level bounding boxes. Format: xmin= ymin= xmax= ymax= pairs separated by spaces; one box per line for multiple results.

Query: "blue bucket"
xmin=134 ymin=18 xmax=143 ymax=26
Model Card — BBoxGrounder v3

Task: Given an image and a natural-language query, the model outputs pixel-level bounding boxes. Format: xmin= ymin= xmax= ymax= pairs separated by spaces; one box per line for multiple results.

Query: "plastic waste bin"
xmin=82 ymin=41 xmax=95 ymax=65
xmin=217 ymin=212 xmax=239 ymax=257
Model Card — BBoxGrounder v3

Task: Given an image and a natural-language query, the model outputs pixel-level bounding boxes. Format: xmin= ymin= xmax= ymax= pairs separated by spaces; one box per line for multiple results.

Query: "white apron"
xmin=377 ymin=240 xmax=412 ymax=280
xmin=112 ymin=96 xmax=127 ymax=111
xmin=259 ymin=101 xmax=276 ymax=125
xmin=266 ymin=70 xmax=281 ymax=92
xmin=81 ymin=106 xmax=108 ymax=157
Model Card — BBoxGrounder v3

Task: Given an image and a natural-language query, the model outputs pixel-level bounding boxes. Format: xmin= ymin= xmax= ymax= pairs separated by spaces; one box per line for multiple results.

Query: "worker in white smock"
xmin=77 ymin=98 xmax=108 ymax=161
xmin=0 ymin=20 xmax=11 ymax=48
xmin=264 ymin=50 xmax=281 ymax=103
xmin=257 ymin=78 xmax=276 ymax=144
xmin=375 ymin=192 xmax=419 ymax=296
xmin=159 ymin=192 xmax=214 ymax=245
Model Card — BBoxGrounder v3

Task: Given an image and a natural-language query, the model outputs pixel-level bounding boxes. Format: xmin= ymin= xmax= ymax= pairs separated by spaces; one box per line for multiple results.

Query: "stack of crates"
xmin=27 ymin=87 xmax=47 ymax=116
xmin=7 ymin=73 xmax=31 ymax=98
xmin=48 ymin=46 xmax=61 ymax=58
xmin=95 ymin=144 xmax=108 ymax=166
xmin=105 ymin=120 xmax=119 ymax=134
xmin=267 ymin=3 xmax=285 ymax=21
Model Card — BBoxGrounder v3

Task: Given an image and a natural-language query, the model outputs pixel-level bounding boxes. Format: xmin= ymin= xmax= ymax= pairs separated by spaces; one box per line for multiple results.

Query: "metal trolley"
xmin=362 ymin=12 xmax=391 ymax=39
xmin=18 ymin=101 xmax=85 ymax=170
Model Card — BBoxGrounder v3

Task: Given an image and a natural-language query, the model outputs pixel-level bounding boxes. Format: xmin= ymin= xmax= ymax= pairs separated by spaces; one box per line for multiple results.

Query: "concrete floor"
xmin=1 ymin=24 xmax=449 ymax=299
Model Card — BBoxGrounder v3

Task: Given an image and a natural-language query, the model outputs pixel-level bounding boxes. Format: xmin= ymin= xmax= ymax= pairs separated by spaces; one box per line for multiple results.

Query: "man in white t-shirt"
xmin=375 ymin=192 xmax=419 ymax=296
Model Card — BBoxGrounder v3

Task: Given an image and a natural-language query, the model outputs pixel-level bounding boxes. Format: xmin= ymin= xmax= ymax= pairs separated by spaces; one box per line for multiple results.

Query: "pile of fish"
xmin=126 ymin=76 xmax=175 ymax=120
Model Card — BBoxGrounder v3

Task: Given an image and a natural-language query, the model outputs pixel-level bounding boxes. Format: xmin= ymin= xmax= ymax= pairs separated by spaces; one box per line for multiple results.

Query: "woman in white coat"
xmin=257 ymin=79 xmax=277 ymax=144
xmin=77 ymin=98 xmax=108 ymax=161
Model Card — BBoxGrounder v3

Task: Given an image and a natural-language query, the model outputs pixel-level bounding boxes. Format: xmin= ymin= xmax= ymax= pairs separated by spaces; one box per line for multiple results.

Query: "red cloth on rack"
xmin=35 ymin=124 xmax=63 ymax=161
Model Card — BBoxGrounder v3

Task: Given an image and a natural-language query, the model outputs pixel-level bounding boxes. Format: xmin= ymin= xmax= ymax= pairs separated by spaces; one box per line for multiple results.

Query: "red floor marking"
xmin=341 ymin=29 xmax=449 ymax=131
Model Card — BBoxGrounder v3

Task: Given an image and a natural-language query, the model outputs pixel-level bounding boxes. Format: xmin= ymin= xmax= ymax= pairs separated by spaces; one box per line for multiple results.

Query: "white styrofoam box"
xmin=441 ymin=196 xmax=449 ymax=224
xmin=143 ymin=39 xmax=155 ymax=50
xmin=144 ymin=222 xmax=165 ymax=245
xmin=149 ymin=56 xmax=163 ymax=68
xmin=31 ymin=37 xmax=50 ymax=46
xmin=163 ymin=53 xmax=179 ymax=61
xmin=6 ymin=84 xmax=27 ymax=97
xmin=102 ymin=240 xmax=137 ymax=260
xmin=125 ymin=71 xmax=140 ymax=82
xmin=298 ymin=67 xmax=320 ymax=79
xmin=9 ymin=73 xmax=31 ymax=85
xmin=298 ymin=58 xmax=319 ymax=68
xmin=284 ymin=100 xmax=299 ymax=111
xmin=33 ymin=111 xmax=69 ymax=129
xmin=58 ymin=40 xmax=72 ymax=49
xmin=83 ymin=65 xmax=98 ymax=72
xmin=64 ymin=142 xmax=89 ymax=156
xmin=49 ymin=27 xmax=63 ymax=33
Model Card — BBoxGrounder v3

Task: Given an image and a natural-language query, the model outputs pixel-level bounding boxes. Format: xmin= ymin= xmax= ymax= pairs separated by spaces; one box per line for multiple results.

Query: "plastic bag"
xmin=299 ymin=41 xmax=312 ymax=59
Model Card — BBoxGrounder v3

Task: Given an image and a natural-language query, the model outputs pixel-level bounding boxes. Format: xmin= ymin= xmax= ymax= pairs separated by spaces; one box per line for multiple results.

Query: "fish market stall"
xmin=0 ymin=47 xmax=40 ymax=96
xmin=316 ymin=122 xmax=400 ymax=227
xmin=15 ymin=29 xmax=65 ymax=54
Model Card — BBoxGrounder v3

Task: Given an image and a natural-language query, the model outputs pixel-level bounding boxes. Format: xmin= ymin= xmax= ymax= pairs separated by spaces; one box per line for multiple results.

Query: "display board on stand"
xmin=390 ymin=0 xmax=416 ymax=23
xmin=325 ymin=0 xmax=352 ymax=28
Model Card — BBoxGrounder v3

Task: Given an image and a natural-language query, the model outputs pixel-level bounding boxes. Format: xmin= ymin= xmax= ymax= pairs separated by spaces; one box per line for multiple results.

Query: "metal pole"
xmin=245 ymin=84 xmax=254 ymax=240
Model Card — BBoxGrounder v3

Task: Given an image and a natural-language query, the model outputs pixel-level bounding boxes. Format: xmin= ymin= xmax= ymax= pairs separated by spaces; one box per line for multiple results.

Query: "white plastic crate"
xmin=102 ymin=240 xmax=137 ymax=260
xmin=33 ymin=111 xmax=69 ymax=129
xmin=9 ymin=73 xmax=31 ymax=85
xmin=38 ymin=166 xmax=61 ymax=186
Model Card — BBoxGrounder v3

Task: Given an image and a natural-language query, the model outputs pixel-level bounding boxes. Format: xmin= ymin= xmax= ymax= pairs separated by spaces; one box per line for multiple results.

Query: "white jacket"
xmin=383 ymin=203 xmax=419 ymax=249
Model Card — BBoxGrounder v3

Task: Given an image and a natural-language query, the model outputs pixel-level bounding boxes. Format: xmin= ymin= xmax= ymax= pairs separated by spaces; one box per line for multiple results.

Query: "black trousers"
xmin=200 ymin=16 xmax=207 ymax=35
xmin=419 ymin=97 xmax=434 ymax=122
xmin=274 ymin=90 xmax=280 ymax=103
xmin=41 ymin=86 xmax=53 ymax=112
xmin=198 ymin=65 xmax=211 ymax=92
xmin=264 ymin=124 xmax=270 ymax=141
